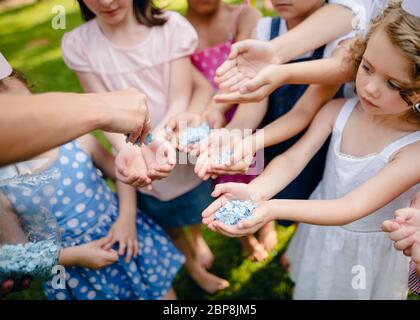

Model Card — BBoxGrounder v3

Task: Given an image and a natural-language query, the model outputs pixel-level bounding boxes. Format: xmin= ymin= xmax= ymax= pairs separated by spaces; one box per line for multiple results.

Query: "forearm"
xmin=58 ymin=247 xmax=79 ymax=267
xmin=0 ymin=93 xmax=106 ymax=166
xmin=115 ymin=180 xmax=137 ymax=220
xmin=226 ymin=99 xmax=268 ymax=131
xmin=249 ymin=151 xmax=309 ymax=200
xmin=278 ymin=54 xmax=352 ymax=86
xmin=261 ymin=84 xmax=340 ymax=148
xmin=267 ymin=198 xmax=360 ymax=226
xmin=204 ymin=98 xmax=233 ymax=115
xmin=272 ymin=4 xmax=352 ymax=64
xmin=103 ymin=132 xmax=127 ymax=152
xmin=189 ymin=77 xmax=215 ymax=115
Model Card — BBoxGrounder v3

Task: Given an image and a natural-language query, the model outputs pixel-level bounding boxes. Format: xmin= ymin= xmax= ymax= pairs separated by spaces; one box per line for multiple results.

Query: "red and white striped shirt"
xmin=408 ymin=261 xmax=420 ymax=295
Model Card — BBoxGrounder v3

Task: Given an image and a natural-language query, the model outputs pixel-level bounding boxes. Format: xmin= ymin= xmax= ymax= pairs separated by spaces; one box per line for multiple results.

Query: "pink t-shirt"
xmin=62 ymin=11 xmax=203 ymax=201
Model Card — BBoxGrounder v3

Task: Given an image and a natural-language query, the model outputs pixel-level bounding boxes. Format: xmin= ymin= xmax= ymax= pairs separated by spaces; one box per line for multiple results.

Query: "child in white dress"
xmin=202 ymin=1 xmax=420 ymax=299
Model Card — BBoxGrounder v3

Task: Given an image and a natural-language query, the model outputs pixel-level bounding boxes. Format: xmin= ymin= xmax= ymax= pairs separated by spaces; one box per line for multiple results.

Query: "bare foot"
xmin=189 ymin=232 xmax=215 ymax=269
xmin=280 ymin=253 xmax=290 ymax=272
xmin=258 ymin=222 xmax=278 ymax=252
xmin=188 ymin=261 xmax=230 ymax=294
xmin=239 ymin=235 xmax=269 ymax=262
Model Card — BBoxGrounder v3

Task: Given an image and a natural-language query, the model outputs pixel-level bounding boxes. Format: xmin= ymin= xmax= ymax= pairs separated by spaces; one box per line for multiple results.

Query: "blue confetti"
xmin=144 ymin=132 xmax=153 ymax=146
xmin=179 ymin=123 xmax=211 ymax=147
xmin=215 ymin=149 xmax=233 ymax=165
xmin=214 ymin=200 xmax=256 ymax=226
xmin=0 ymin=240 xmax=60 ymax=282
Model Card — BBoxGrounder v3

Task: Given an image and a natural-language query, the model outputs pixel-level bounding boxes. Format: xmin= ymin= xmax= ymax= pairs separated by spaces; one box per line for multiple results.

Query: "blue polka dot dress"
xmin=4 ymin=141 xmax=185 ymax=300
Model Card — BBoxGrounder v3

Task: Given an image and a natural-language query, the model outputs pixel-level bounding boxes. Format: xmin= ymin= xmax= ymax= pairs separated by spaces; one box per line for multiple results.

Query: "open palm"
xmin=215 ymin=39 xmax=277 ymax=92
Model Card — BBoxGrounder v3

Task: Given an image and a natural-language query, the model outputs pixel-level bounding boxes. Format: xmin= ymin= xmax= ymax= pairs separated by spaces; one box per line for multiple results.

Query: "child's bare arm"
xmin=236 ymin=6 xmax=261 ymax=41
xmin=76 ymin=135 xmax=116 ymax=181
xmin=266 ymin=142 xmax=420 ymax=226
xmin=156 ymin=57 xmax=193 ymax=132
xmin=58 ymin=237 xmax=118 ymax=269
xmin=188 ymin=68 xmax=215 ymax=114
xmin=225 ymin=98 xmax=268 ymax=131
xmin=249 ymin=99 xmax=344 ymax=200
xmin=259 ymin=84 xmax=341 ymax=149
xmin=270 ymin=4 xmax=353 ymax=64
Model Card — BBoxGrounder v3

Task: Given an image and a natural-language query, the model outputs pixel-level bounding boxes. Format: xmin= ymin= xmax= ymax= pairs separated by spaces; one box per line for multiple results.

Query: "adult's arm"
xmin=0 ymin=89 xmax=150 ymax=166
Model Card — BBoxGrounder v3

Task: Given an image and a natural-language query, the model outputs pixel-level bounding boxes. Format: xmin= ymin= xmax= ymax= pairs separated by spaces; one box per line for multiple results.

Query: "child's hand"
xmin=215 ymin=39 xmax=279 ymax=93
xmin=70 ymin=236 xmax=119 ymax=269
xmin=202 ymin=182 xmax=256 ymax=224
xmin=202 ymin=108 xmax=226 ymax=130
xmin=195 ymin=130 xmax=251 ymax=179
xmin=209 ymin=134 xmax=256 ymax=176
xmin=382 ymin=207 xmax=420 ymax=255
xmin=165 ymin=112 xmax=202 ymax=152
xmin=104 ymin=217 xmax=139 ymax=263
xmin=214 ymin=64 xmax=286 ymax=104
xmin=141 ymin=137 xmax=176 ymax=182
xmin=115 ymin=143 xmax=152 ymax=189
xmin=202 ymin=184 xmax=274 ymax=237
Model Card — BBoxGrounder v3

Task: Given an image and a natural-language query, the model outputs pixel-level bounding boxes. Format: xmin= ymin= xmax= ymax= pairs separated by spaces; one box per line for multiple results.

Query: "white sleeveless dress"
xmin=287 ymin=98 xmax=420 ymax=300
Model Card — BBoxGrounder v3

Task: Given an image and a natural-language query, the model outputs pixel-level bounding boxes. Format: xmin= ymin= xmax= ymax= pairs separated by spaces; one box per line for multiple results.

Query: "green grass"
xmin=1 ymin=0 xmax=417 ymax=301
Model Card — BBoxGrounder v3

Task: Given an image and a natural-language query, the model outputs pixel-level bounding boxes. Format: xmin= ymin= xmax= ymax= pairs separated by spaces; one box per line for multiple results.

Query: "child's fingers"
xmin=214 ymin=221 xmax=241 ymax=238
xmin=134 ymin=241 xmax=139 ymax=258
xmin=211 ymin=183 xmax=236 ymax=198
xmin=202 ymin=196 xmax=227 ymax=221
xmin=218 ymin=73 xmax=244 ymax=92
xmin=215 ymin=59 xmax=236 ymax=79
xmin=115 ymin=156 xmax=129 ymax=177
xmin=236 ymin=74 xmax=267 ymax=94
xmin=394 ymin=208 xmax=416 ymax=223
xmin=403 ymin=247 xmax=412 ymax=257
xmin=198 ymin=137 xmax=211 ymax=154
xmin=118 ymin=241 xmax=126 ymax=256
xmin=165 ymin=118 xmax=179 ymax=133
xmin=381 ymin=220 xmax=400 ymax=233
xmin=229 ymin=77 xmax=252 ymax=93
xmin=198 ymin=163 xmax=211 ymax=179
xmin=213 ymin=91 xmax=244 ymax=104
xmin=207 ymin=222 xmax=217 ymax=232
xmin=394 ymin=234 xmax=416 ymax=251
xmin=165 ymin=144 xmax=177 ymax=165
xmin=101 ymin=233 xmax=115 ymax=250
xmin=103 ymin=249 xmax=119 ymax=263
xmin=389 ymin=226 xmax=416 ymax=242
xmin=125 ymin=240 xmax=134 ymax=263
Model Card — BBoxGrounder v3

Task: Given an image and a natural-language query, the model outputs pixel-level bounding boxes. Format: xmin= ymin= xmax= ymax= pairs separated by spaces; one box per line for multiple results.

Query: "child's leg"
xmin=258 ymin=221 xmax=278 ymax=252
xmin=188 ymin=224 xmax=215 ymax=269
xmin=280 ymin=253 xmax=290 ymax=272
xmin=161 ymin=287 xmax=177 ymax=300
xmin=239 ymin=235 xmax=268 ymax=262
xmin=167 ymin=227 xmax=229 ymax=294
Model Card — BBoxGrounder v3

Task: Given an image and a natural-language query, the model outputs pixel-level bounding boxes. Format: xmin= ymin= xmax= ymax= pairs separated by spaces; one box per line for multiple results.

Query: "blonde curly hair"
xmin=347 ymin=0 xmax=420 ymax=122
